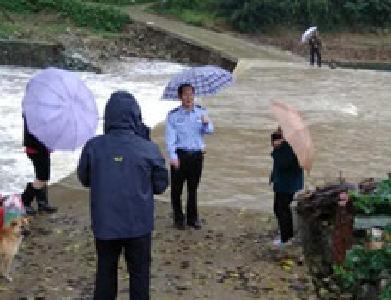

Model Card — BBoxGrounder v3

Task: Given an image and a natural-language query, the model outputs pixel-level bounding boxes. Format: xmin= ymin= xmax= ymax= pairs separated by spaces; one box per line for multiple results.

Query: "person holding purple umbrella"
xmin=20 ymin=67 xmax=99 ymax=215
xmin=21 ymin=115 xmax=57 ymax=215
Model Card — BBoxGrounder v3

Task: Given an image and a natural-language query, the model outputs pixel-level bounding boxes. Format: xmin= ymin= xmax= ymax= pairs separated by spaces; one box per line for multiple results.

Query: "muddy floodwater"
xmin=1 ymin=58 xmax=391 ymax=213
xmin=190 ymin=60 xmax=391 ymax=211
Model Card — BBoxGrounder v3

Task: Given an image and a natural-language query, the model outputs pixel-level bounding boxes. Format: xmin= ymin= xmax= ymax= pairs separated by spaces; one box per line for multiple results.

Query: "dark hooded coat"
xmin=271 ymin=141 xmax=304 ymax=194
xmin=77 ymin=91 xmax=168 ymax=239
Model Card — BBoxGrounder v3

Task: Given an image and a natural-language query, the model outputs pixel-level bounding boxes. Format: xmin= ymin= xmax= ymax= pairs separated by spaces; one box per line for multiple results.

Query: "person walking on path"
xmin=270 ymin=128 xmax=303 ymax=247
xmin=77 ymin=91 xmax=169 ymax=300
xmin=309 ymin=30 xmax=322 ymax=67
xmin=21 ymin=115 xmax=58 ymax=215
xmin=165 ymin=84 xmax=214 ymax=230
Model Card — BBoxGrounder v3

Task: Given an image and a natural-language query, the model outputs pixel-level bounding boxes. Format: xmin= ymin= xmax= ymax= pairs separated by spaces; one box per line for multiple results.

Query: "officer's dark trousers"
xmin=171 ymin=150 xmax=203 ymax=225
xmin=310 ymin=48 xmax=321 ymax=67
xmin=94 ymin=234 xmax=151 ymax=300
xmin=273 ymin=192 xmax=294 ymax=243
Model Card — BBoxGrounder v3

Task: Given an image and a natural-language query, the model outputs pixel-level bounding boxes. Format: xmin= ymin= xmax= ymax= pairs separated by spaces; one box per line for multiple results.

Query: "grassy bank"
xmin=0 ymin=0 xmax=131 ymax=32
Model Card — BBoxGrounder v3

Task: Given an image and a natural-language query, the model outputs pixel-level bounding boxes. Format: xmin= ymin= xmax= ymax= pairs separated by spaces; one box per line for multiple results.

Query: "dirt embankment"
xmin=237 ymin=30 xmax=391 ymax=63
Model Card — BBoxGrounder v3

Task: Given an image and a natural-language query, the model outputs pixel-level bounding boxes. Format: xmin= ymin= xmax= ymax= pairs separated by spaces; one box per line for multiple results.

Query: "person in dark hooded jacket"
xmin=77 ymin=91 xmax=168 ymax=300
xmin=270 ymin=128 xmax=303 ymax=247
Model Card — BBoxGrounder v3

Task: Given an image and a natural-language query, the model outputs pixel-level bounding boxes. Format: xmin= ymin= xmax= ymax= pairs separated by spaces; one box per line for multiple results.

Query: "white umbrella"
xmin=301 ymin=26 xmax=317 ymax=43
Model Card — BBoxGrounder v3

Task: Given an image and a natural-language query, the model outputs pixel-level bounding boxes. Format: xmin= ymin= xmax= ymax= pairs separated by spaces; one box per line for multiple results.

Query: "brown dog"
xmin=0 ymin=217 xmax=29 ymax=281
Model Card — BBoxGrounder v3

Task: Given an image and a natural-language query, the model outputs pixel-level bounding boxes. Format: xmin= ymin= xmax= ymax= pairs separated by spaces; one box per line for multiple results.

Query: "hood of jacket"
xmin=104 ymin=91 xmax=143 ymax=134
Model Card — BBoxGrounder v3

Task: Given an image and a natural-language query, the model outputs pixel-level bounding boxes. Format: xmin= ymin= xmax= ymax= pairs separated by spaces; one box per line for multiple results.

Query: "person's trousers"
xmin=273 ymin=192 xmax=294 ymax=243
xmin=310 ymin=48 xmax=321 ymax=67
xmin=94 ymin=234 xmax=151 ymax=300
xmin=170 ymin=150 xmax=203 ymax=225
xmin=27 ymin=152 xmax=50 ymax=181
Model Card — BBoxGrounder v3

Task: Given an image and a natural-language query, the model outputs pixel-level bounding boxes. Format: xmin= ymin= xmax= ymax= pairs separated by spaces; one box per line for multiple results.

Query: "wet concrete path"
xmin=125 ymin=5 xmax=302 ymax=62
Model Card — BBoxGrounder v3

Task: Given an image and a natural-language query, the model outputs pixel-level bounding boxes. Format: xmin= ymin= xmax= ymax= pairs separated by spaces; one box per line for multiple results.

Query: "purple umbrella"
xmin=22 ymin=68 xmax=98 ymax=151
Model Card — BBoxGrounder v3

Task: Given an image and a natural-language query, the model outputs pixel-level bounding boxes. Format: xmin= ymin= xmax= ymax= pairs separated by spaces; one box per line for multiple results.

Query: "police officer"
xmin=165 ymin=84 xmax=214 ymax=230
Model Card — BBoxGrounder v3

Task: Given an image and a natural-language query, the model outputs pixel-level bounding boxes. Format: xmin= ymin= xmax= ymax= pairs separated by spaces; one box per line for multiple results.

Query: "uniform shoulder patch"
xmin=195 ymin=104 xmax=205 ymax=110
xmin=168 ymin=106 xmax=180 ymax=114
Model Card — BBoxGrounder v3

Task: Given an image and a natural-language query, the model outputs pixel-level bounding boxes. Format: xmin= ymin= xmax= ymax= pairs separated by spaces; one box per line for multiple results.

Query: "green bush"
xmin=88 ymin=0 xmax=155 ymax=5
xmin=334 ymin=246 xmax=391 ymax=298
xmin=0 ymin=0 xmax=35 ymax=12
xmin=159 ymin=0 xmax=391 ymax=32
xmin=350 ymin=178 xmax=391 ymax=215
xmin=0 ymin=22 xmax=22 ymax=38
xmin=343 ymin=0 xmax=391 ymax=28
xmin=56 ymin=0 xmax=130 ymax=32
xmin=162 ymin=0 xmax=216 ymax=11
xmin=218 ymin=0 xmax=391 ymax=32
xmin=380 ymin=284 xmax=391 ymax=300
xmin=0 ymin=0 xmax=130 ymax=32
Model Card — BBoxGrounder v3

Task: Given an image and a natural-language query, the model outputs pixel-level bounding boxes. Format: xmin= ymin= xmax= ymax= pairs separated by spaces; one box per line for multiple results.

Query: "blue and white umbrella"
xmin=162 ymin=65 xmax=233 ymax=99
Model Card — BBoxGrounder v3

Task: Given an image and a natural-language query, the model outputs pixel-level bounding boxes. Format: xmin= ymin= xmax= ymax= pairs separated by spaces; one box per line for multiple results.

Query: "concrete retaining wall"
xmin=0 ymin=39 xmax=64 ymax=68
xmin=0 ymin=20 xmax=238 ymax=72
xmin=121 ymin=21 xmax=237 ymax=71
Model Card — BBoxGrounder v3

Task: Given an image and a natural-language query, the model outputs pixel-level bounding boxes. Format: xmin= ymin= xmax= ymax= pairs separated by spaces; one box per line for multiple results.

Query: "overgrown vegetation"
xmin=0 ymin=0 xmax=130 ymax=32
xmin=152 ymin=0 xmax=217 ymax=27
xmin=333 ymin=246 xmax=390 ymax=289
xmin=0 ymin=22 xmax=21 ymax=39
xmin=350 ymin=178 xmax=391 ymax=215
xmin=333 ymin=245 xmax=391 ymax=299
xmin=88 ymin=0 xmax=155 ymax=5
xmin=334 ymin=226 xmax=391 ymax=298
xmin=157 ymin=0 xmax=391 ymax=32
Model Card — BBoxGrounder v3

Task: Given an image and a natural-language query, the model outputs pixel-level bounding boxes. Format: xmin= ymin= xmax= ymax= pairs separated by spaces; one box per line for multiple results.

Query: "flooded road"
xmin=0 ymin=58 xmax=185 ymax=194
xmin=1 ymin=59 xmax=391 ymax=212
xmin=189 ymin=60 xmax=391 ymax=211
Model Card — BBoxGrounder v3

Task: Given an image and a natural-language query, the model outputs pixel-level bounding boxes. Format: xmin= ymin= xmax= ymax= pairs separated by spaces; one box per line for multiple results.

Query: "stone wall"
xmin=0 ymin=39 xmax=64 ymax=68
xmin=296 ymin=184 xmax=356 ymax=300
xmin=121 ymin=21 xmax=237 ymax=71
xmin=0 ymin=21 xmax=238 ymax=72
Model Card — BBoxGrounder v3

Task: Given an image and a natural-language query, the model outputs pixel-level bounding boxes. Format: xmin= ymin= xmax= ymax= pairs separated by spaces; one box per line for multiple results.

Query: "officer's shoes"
xmin=174 ymin=221 xmax=185 ymax=230
xmin=187 ymin=220 xmax=202 ymax=230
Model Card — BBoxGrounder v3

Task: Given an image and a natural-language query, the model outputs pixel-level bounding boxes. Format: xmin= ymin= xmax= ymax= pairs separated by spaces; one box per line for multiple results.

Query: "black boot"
xmin=21 ymin=182 xmax=37 ymax=215
xmin=34 ymin=186 xmax=57 ymax=214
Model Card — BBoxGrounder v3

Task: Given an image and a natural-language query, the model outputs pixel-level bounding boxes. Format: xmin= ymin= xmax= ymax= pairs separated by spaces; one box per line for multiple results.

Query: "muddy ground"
xmin=0 ymin=124 xmax=316 ymax=299
xmin=0 ymin=182 xmax=315 ymax=300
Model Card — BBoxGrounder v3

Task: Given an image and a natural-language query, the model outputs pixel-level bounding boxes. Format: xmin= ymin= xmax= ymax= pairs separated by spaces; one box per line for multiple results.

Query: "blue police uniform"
xmin=165 ymin=105 xmax=214 ymax=228
xmin=166 ymin=105 xmax=214 ymax=160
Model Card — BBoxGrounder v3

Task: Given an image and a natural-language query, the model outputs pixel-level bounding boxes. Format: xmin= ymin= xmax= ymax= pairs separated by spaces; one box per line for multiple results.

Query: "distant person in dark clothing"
xmin=78 ymin=91 xmax=169 ymax=300
xmin=270 ymin=128 xmax=303 ymax=247
xmin=21 ymin=115 xmax=58 ymax=215
xmin=309 ymin=30 xmax=322 ymax=67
